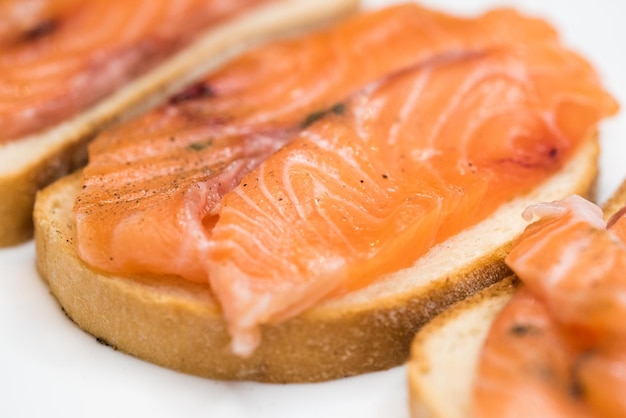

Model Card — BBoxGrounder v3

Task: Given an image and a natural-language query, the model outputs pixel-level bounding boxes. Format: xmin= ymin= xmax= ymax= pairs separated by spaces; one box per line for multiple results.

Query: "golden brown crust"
xmin=0 ymin=0 xmax=360 ymax=247
xmin=0 ymin=133 xmax=90 ymax=246
xmin=409 ymin=276 xmax=519 ymax=368
xmin=34 ymin=137 xmax=598 ymax=383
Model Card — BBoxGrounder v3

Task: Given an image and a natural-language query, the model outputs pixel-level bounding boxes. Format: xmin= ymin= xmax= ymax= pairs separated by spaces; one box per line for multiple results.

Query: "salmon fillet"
xmin=0 ymin=0 xmax=269 ymax=143
xmin=73 ymin=4 xmax=618 ymax=355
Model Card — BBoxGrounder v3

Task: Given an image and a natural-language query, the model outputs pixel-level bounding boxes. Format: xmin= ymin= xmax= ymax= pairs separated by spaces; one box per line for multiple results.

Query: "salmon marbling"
xmin=73 ymin=4 xmax=617 ymax=355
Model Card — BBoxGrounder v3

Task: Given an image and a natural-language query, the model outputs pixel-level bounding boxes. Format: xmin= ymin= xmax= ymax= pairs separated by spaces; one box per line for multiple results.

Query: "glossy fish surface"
xmin=73 ymin=4 xmax=617 ymax=355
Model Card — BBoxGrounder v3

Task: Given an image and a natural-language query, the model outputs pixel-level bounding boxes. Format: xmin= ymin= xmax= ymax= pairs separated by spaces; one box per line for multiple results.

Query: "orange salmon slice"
xmin=474 ymin=196 xmax=626 ymax=417
xmin=0 ymin=0 xmax=269 ymax=143
xmin=74 ymin=4 xmax=617 ymax=355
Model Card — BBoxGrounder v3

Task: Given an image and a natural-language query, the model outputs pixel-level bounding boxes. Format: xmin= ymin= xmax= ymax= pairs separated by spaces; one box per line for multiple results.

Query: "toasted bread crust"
xmin=407 ymin=277 xmax=518 ymax=418
xmin=33 ymin=138 xmax=598 ymax=383
xmin=0 ymin=0 xmax=360 ymax=247
xmin=0 ymin=135 xmax=90 ymax=246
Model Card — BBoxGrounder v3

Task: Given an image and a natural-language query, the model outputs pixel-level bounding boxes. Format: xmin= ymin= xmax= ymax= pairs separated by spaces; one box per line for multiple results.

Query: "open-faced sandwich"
xmin=34 ymin=2 xmax=616 ymax=383
xmin=408 ymin=180 xmax=626 ymax=417
xmin=0 ymin=0 xmax=359 ymax=246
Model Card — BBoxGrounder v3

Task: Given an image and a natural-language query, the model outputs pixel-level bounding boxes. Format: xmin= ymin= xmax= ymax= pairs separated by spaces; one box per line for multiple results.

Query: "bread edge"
xmin=0 ymin=0 xmax=360 ymax=247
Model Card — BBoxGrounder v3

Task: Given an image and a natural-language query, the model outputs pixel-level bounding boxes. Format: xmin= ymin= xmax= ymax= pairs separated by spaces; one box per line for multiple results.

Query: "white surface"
xmin=1 ymin=1 xmax=625 ymax=417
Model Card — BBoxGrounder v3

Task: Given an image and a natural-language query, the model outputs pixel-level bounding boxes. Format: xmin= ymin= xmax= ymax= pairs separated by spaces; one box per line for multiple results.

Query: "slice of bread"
xmin=0 ymin=0 xmax=359 ymax=247
xmin=33 ymin=137 xmax=598 ymax=383
xmin=407 ymin=175 xmax=626 ymax=418
xmin=408 ymin=277 xmax=518 ymax=418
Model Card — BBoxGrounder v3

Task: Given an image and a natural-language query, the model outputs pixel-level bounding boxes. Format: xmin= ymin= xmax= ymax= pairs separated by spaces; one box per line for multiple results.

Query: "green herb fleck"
xmin=509 ymin=323 xmax=533 ymax=336
xmin=187 ymin=139 xmax=213 ymax=151
xmin=301 ymin=102 xmax=345 ymax=128
xmin=330 ymin=103 xmax=345 ymax=115
xmin=301 ymin=110 xmax=326 ymax=128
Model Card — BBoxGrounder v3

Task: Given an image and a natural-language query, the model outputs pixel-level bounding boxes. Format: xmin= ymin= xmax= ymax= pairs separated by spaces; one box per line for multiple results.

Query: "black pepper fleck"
xmin=509 ymin=323 xmax=533 ymax=336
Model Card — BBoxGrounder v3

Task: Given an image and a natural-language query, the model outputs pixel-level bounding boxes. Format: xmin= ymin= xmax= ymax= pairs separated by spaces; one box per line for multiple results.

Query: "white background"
xmin=1 ymin=1 xmax=625 ymax=417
